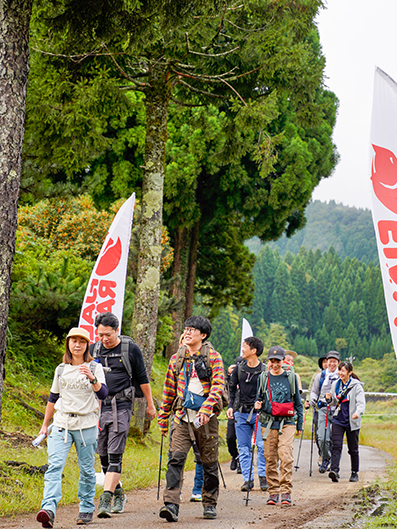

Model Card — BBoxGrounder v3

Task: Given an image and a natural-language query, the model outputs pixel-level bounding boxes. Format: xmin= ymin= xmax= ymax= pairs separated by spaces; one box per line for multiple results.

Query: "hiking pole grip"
xmin=245 ymin=413 xmax=259 ymax=506
xmin=157 ymin=435 xmax=164 ymax=500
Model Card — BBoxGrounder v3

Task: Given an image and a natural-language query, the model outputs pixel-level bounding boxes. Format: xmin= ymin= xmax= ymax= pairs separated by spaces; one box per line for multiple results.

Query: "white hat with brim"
xmin=66 ymin=327 xmax=90 ymax=342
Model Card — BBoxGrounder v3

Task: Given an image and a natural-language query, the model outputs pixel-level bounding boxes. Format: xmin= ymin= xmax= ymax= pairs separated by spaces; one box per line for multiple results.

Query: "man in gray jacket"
xmin=309 ymin=351 xmax=340 ymax=473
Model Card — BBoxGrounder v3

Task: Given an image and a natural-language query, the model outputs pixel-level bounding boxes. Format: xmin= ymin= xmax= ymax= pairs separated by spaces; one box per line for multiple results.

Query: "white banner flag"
xmin=240 ymin=318 xmax=253 ymax=353
xmin=370 ymin=68 xmax=397 ymax=355
xmin=79 ymin=193 xmax=136 ymax=342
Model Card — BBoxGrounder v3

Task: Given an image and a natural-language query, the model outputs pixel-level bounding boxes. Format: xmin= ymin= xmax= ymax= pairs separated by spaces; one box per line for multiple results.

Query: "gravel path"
xmin=8 ymin=439 xmax=393 ymax=529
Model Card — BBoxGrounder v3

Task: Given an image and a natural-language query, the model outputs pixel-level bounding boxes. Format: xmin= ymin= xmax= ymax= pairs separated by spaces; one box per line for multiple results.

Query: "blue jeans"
xmin=192 ymin=462 xmax=204 ymax=495
xmin=235 ymin=411 xmax=266 ymax=481
xmin=41 ymin=426 xmax=98 ymax=514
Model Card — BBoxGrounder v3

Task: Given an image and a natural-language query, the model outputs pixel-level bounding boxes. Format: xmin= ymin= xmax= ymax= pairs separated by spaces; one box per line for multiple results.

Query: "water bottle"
xmin=32 ymin=424 xmax=53 ymax=446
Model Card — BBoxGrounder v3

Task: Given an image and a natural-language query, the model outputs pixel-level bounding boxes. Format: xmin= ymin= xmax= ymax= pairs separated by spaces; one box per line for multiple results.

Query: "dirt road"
xmin=8 ymin=440 xmax=392 ymax=529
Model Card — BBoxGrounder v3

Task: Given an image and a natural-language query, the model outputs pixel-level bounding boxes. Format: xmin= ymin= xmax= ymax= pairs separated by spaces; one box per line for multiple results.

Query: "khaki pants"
xmin=163 ymin=415 xmax=219 ymax=506
xmin=263 ymin=424 xmax=295 ymax=495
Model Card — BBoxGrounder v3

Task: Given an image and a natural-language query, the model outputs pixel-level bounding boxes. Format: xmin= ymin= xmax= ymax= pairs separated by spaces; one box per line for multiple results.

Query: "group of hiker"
xmin=36 ymin=312 xmax=156 ymax=527
xmin=36 ymin=311 xmax=366 ymax=526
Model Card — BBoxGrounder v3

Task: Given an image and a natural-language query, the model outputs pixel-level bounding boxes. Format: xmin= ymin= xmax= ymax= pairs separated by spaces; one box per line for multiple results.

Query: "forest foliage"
xmin=211 ymin=243 xmax=392 ymax=369
xmin=246 ymin=200 xmax=378 ymax=264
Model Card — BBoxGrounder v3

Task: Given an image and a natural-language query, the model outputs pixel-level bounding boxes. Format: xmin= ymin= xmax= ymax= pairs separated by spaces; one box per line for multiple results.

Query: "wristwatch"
xmin=90 ymin=377 xmax=98 ymax=385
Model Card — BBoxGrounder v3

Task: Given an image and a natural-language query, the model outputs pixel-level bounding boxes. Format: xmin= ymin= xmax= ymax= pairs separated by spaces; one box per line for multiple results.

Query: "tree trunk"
xmin=0 ymin=0 xmax=32 ymax=422
xmin=131 ymin=67 xmax=170 ymax=431
xmin=165 ymin=225 xmax=190 ymax=359
xmin=184 ymin=221 xmax=200 ymax=319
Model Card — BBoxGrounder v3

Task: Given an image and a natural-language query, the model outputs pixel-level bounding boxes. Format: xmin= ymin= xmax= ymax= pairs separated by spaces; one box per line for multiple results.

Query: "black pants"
xmin=226 ymin=418 xmax=238 ymax=460
xmin=331 ymin=422 xmax=360 ymax=473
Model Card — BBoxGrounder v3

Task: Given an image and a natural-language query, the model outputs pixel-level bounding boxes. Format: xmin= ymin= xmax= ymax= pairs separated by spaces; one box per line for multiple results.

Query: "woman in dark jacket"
xmin=325 ymin=361 xmax=365 ymax=483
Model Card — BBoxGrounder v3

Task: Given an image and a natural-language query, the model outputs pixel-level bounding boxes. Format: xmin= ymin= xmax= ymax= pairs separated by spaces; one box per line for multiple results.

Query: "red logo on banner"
xmin=95 ymin=237 xmax=122 ymax=276
xmin=371 ymin=145 xmax=397 ymax=213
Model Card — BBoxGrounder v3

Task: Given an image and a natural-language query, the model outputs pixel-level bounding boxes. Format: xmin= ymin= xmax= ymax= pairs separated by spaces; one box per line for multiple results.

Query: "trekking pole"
xmin=309 ymin=407 xmax=315 ymax=477
xmin=157 ymin=435 xmax=164 ymax=500
xmin=218 ymin=462 xmax=226 ymax=489
xmin=245 ymin=413 xmax=259 ymax=506
xmin=294 ymin=407 xmax=307 ymax=471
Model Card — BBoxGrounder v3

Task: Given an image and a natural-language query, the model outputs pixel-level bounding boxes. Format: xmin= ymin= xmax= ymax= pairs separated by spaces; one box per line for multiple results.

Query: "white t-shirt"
xmin=182 ymin=362 xmax=205 ymax=423
xmin=50 ymin=362 xmax=106 ymax=430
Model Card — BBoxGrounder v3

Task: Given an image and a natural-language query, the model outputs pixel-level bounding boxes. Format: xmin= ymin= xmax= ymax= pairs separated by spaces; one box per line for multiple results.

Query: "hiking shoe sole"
xmin=76 ymin=513 xmax=93 ymax=524
xmin=159 ymin=506 xmax=178 ymax=522
xmin=203 ymin=508 xmax=217 ymax=519
xmin=111 ymin=495 xmax=127 ymax=513
xmin=329 ymin=470 xmax=339 ymax=482
xmin=97 ymin=510 xmax=112 ymax=518
xmin=37 ymin=510 xmax=54 ymax=528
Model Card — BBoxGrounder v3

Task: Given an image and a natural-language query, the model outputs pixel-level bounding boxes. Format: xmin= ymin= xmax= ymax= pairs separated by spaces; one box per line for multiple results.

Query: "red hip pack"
xmin=268 ymin=376 xmax=295 ymax=417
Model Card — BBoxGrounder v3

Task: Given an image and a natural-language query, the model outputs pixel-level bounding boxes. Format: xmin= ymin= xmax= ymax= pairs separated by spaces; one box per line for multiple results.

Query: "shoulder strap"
xmin=120 ymin=336 xmax=133 ymax=381
xmin=92 ymin=341 xmax=102 ymax=359
xmin=319 ymin=369 xmax=326 ymax=390
xmin=237 ymin=360 xmax=244 ymax=383
xmin=57 ymin=363 xmax=65 ymax=378
xmin=287 ymin=370 xmax=296 ymax=397
xmin=174 ymin=347 xmax=186 ymax=377
xmin=258 ymin=370 xmax=268 ymax=397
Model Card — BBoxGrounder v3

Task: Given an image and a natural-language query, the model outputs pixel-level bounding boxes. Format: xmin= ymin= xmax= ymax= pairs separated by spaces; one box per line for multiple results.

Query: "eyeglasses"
xmin=184 ymin=327 xmax=198 ymax=335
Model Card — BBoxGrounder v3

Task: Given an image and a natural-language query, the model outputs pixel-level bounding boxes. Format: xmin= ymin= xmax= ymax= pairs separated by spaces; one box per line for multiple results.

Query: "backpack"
xmin=173 ymin=342 xmax=229 ymax=413
xmin=92 ymin=335 xmax=144 ymax=398
xmin=257 ymin=369 xmax=296 ymax=440
xmin=233 ymin=360 xmax=266 ymax=412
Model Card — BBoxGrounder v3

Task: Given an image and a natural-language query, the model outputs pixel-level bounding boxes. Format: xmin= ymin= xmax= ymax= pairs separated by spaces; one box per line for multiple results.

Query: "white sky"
xmin=312 ymin=0 xmax=397 ymax=211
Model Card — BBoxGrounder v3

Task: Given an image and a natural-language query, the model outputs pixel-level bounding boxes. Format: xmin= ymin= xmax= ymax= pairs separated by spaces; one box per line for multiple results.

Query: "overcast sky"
xmin=311 ymin=0 xmax=397 ymax=211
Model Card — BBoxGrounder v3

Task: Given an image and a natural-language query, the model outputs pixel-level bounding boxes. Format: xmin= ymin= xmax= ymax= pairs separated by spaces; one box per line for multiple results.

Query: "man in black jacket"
xmin=91 ymin=312 xmax=156 ymax=518
xmin=227 ymin=337 xmax=267 ymax=492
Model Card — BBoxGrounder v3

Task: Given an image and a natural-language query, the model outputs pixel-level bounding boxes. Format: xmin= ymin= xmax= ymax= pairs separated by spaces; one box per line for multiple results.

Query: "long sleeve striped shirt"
xmin=157 ymin=344 xmax=225 ymax=436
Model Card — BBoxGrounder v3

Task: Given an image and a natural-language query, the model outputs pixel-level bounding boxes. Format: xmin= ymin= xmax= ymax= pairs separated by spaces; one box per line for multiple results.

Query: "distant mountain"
xmin=246 ymin=200 xmax=378 ymax=264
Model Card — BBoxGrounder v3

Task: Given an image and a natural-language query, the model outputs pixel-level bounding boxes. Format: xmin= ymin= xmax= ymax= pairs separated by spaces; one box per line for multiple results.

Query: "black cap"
xmin=326 ymin=350 xmax=340 ymax=361
xmin=268 ymin=345 xmax=285 ymax=361
xmin=318 ymin=355 xmax=327 ymax=370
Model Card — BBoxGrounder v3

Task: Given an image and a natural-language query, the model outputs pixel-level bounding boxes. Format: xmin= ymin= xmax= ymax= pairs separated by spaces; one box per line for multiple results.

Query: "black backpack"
xmin=92 ymin=335 xmax=144 ymax=398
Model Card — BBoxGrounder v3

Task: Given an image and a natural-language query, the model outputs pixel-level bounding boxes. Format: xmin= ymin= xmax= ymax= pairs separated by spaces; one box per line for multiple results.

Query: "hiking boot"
xmin=203 ymin=505 xmax=217 ymax=519
xmin=159 ymin=503 xmax=179 ymax=523
xmin=230 ymin=457 xmax=238 ymax=471
xmin=319 ymin=459 xmax=330 ymax=473
xmin=111 ymin=487 xmax=127 ymax=513
xmin=267 ymin=494 xmax=279 ymax=505
xmin=241 ymin=480 xmax=254 ymax=491
xmin=37 ymin=509 xmax=55 ymax=528
xmin=259 ymin=476 xmax=269 ymax=492
xmin=281 ymin=493 xmax=292 ymax=506
xmin=329 ymin=470 xmax=340 ymax=482
xmin=349 ymin=471 xmax=359 ymax=482
xmin=97 ymin=491 xmax=112 ymax=518
xmin=76 ymin=512 xmax=93 ymax=524
xmin=190 ymin=493 xmax=202 ymax=502
xmin=236 ymin=457 xmax=242 ymax=474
